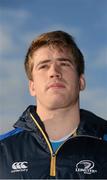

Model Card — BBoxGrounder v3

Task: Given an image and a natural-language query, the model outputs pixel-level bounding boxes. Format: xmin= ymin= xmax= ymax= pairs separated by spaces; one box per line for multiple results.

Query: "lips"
xmin=48 ymin=83 xmax=66 ymax=89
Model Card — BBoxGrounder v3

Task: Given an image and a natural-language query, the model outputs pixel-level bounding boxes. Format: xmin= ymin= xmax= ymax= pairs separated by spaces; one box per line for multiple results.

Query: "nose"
xmin=48 ymin=63 xmax=62 ymax=79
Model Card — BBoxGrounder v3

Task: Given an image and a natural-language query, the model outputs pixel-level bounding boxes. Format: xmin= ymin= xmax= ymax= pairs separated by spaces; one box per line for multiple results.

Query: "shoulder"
xmin=0 ymin=127 xmax=23 ymax=141
xmin=80 ymin=109 xmax=107 ymax=141
xmin=80 ymin=109 xmax=107 ymax=125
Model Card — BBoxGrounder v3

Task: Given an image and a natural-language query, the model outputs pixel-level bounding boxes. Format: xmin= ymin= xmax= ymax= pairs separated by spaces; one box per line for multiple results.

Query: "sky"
xmin=0 ymin=0 xmax=107 ymax=133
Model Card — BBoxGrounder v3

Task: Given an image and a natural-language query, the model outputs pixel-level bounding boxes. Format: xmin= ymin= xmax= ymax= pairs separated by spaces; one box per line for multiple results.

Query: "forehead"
xmin=32 ymin=46 xmax=73 ymax=64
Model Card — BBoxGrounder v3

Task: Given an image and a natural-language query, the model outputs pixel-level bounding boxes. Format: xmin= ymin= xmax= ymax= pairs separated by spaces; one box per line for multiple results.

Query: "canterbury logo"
xmin=12 ymin=161 xmax=28 ymax=170
xmin=11 ymin=161 xmax=28 ymax=173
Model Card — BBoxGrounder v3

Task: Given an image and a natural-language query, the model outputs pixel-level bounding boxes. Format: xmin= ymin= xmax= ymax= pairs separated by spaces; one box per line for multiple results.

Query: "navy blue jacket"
xmin=0 ymin=106 xmax=107 ymax=179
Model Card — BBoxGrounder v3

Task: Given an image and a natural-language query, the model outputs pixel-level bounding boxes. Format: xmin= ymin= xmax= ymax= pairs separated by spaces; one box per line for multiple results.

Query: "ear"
xmin=79 ymin=74 xmax=86 ymax=91
xmin=29 ymin=80 xmax=36 ymax=97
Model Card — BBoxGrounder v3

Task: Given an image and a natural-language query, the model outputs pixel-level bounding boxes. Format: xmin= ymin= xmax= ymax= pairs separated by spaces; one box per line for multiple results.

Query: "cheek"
xmin=64 ymin=71 xmax=75 ymax=81
xmin=66 ymin=73 xmax=79 ymax=88
xmin=34 ymin=78 xmax=45 ymax=94
xmin=36 ymin=72 xmax=47 ymax=83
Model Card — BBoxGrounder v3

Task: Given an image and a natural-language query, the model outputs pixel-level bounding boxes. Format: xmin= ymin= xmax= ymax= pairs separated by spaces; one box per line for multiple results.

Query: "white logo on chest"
xmin=75 ymin=160 xmax=97 ymax=174
xmin=11 ymin=161 xmax=28 ymax=173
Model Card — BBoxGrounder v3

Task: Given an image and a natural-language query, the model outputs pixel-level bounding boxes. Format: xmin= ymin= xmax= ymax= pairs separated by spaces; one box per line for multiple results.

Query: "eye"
xmin=39 ymin=65 xmax=48 ymax=70
xmin=61 ymin=62 xmax=70 ymax=67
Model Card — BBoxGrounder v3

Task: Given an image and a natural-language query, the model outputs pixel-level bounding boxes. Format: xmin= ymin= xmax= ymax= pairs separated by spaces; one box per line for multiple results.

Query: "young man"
xmin=0 ymin=30 xmax=107 ymax=179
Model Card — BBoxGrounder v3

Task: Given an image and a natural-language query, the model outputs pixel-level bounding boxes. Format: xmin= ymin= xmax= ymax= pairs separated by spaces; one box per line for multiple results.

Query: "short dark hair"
xmin=24 ymin=30 xmax=85 ymax=80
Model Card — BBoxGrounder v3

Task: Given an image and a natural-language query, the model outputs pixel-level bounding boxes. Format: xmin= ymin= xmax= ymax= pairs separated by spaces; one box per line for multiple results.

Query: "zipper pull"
xmin=50 ymin=154 xmax=56 ymax=177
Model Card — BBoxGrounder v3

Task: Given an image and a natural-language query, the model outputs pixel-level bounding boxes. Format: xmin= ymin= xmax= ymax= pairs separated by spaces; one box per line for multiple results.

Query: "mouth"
xmin=48 ymin=83 xmax=66 ymax=89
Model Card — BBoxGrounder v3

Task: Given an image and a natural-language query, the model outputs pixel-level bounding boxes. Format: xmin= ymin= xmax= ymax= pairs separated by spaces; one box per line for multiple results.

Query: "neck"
xmin=36 ymin=103 xmax=80 ymax=141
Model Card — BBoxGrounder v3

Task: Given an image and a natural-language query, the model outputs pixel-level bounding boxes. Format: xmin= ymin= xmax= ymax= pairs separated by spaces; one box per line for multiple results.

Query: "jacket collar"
xmin=14 ymin=105 xmax=50 ymax=153
xmin=14 ymin=105 xmax=107 ymax=140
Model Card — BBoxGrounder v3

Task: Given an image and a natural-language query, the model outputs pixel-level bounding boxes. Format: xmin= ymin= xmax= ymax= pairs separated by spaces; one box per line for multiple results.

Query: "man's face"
xmin=29 ymin=46 xmax=85 ymax=110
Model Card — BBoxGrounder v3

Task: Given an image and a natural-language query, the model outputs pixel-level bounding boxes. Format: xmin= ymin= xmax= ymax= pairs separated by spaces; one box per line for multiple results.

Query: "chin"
xmin=46 ymin=101 xmax=68 ymax=110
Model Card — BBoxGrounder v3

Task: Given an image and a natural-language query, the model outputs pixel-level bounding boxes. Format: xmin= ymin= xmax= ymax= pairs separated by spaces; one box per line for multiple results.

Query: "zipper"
xmin=72 ymin=134 xmax=102 ymax=140
xmin=50 ymin=153 xmax=56 ymax=176
xmin=49 ymin=132 xmax=77 ymax=176
xmin=30 ymin=113 xmax=56 ymax=177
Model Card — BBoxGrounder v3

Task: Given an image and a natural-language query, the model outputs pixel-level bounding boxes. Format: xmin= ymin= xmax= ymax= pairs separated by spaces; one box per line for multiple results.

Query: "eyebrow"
xmin=35 ymin=58 xmax=74 ymax=68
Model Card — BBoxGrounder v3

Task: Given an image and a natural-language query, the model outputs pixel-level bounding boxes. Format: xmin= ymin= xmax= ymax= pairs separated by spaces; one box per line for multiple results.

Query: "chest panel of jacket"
xmin=0 ymin=131 xmax=107 ymax=179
